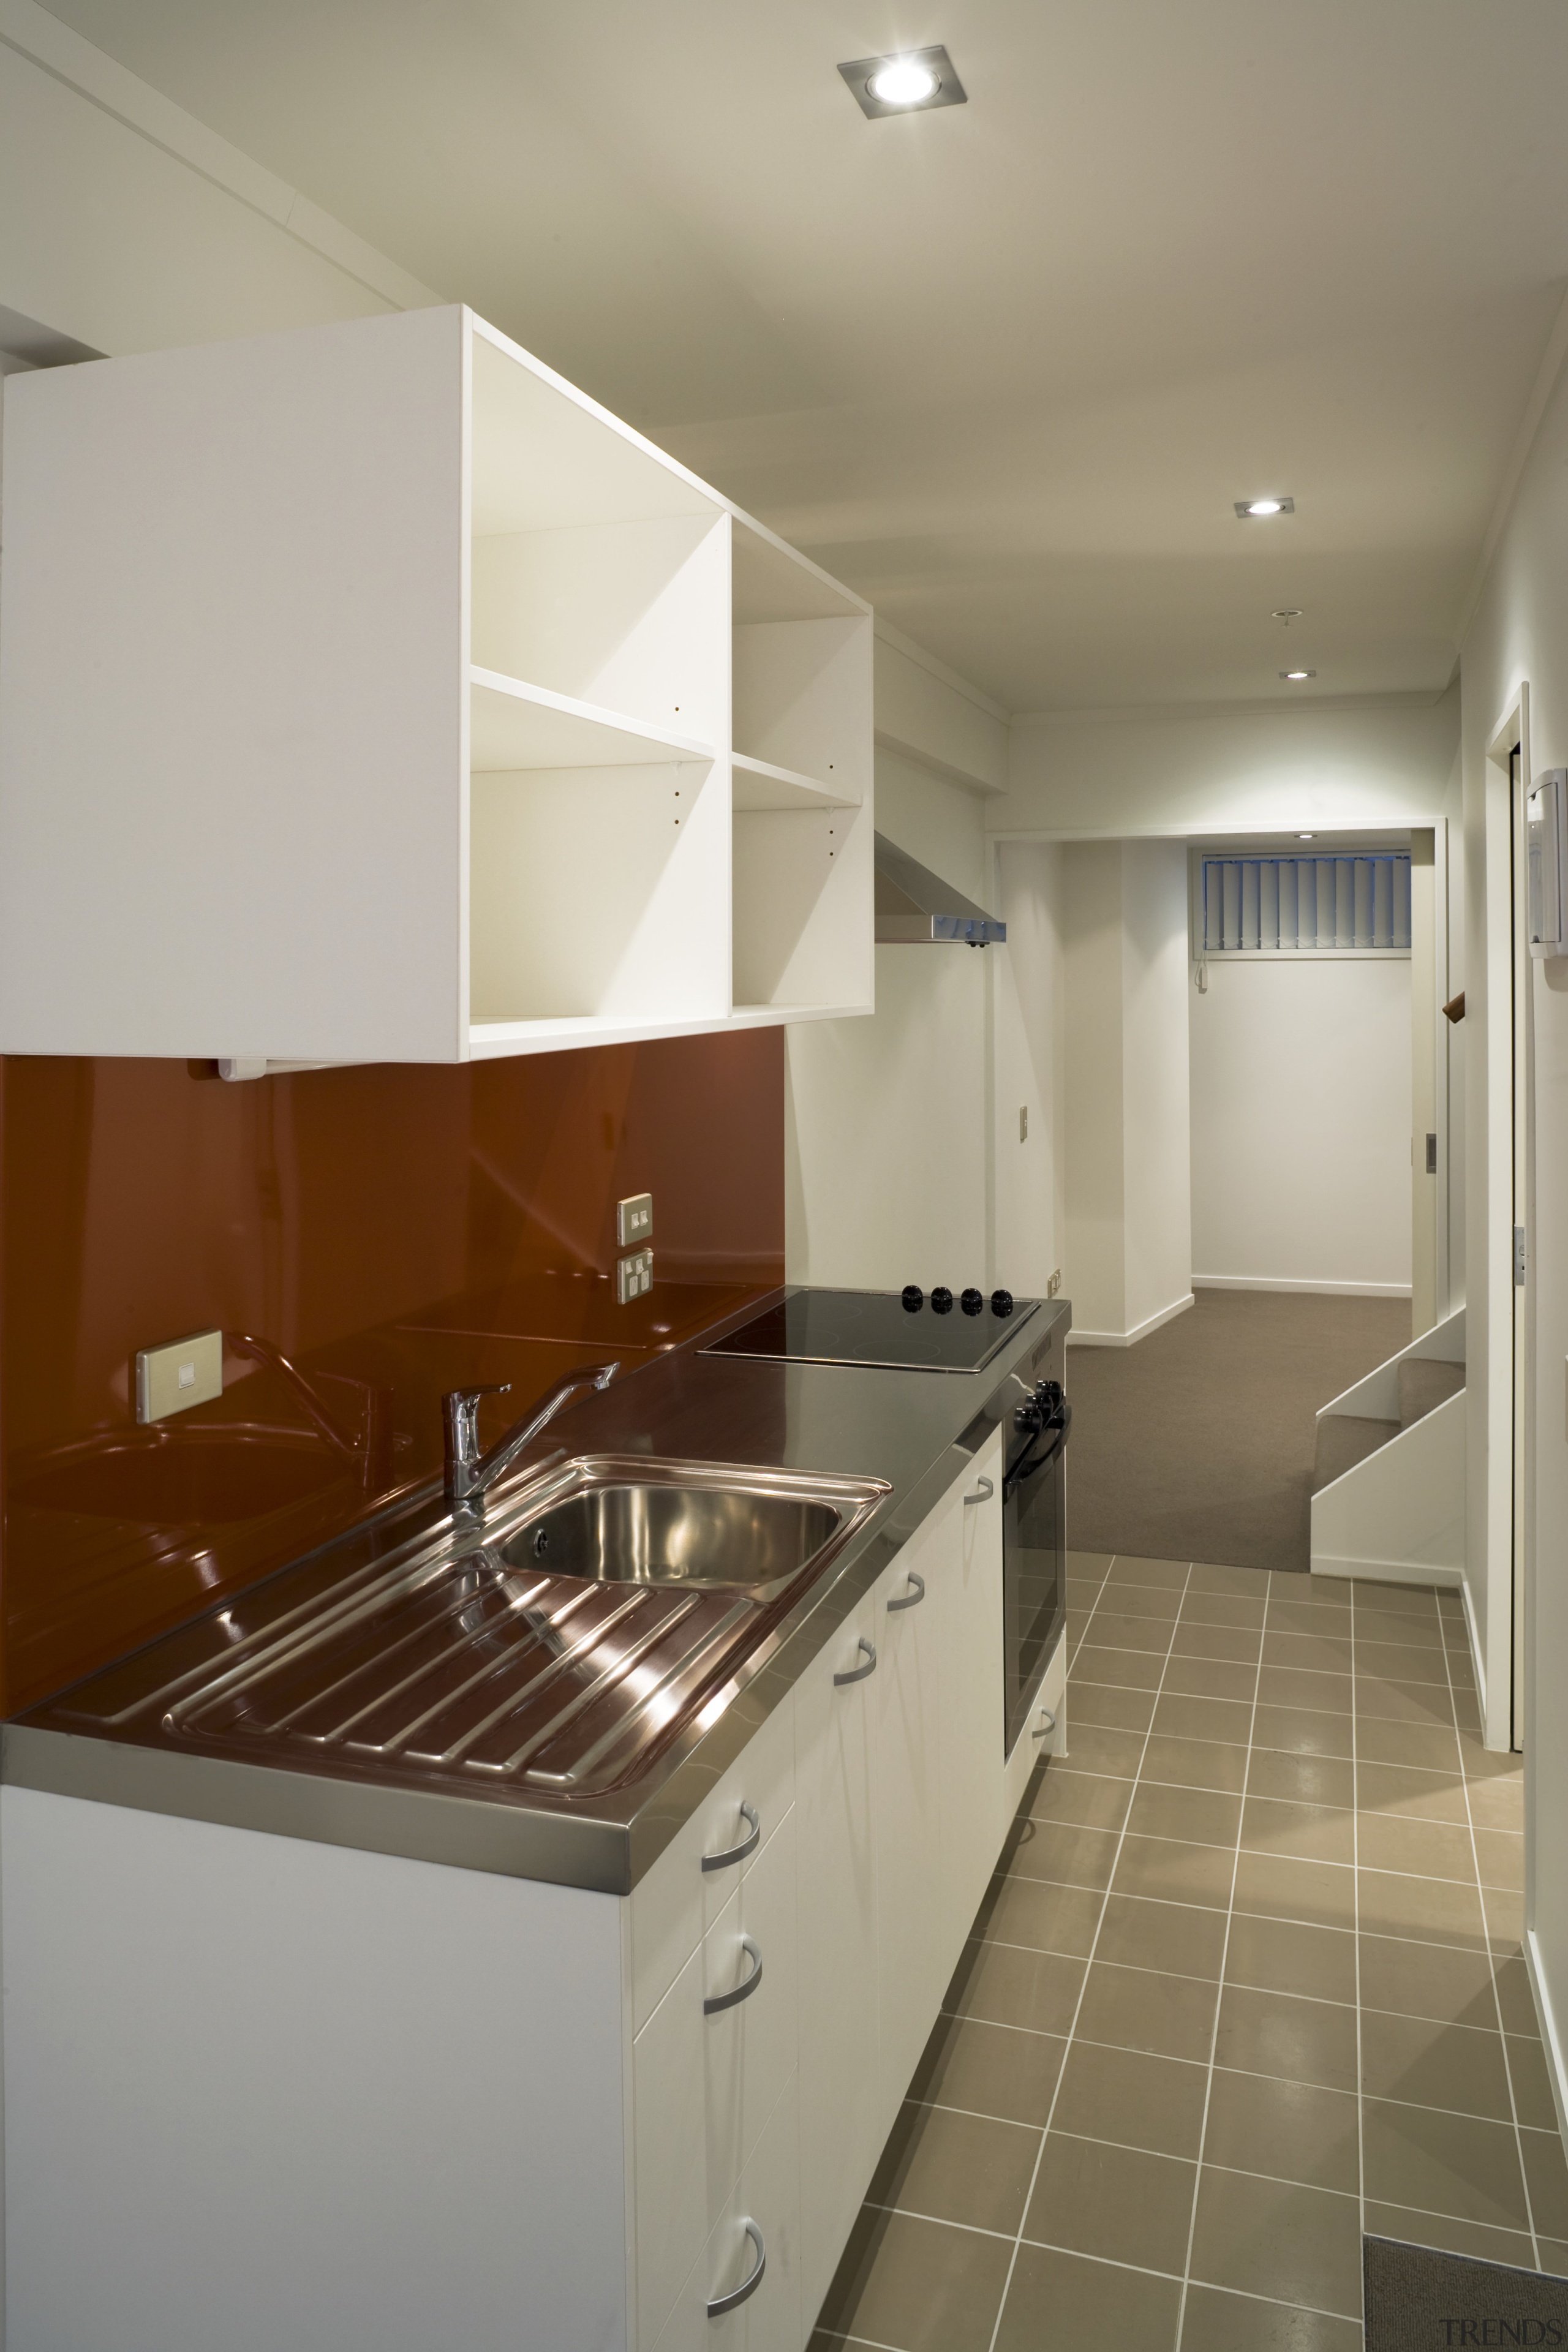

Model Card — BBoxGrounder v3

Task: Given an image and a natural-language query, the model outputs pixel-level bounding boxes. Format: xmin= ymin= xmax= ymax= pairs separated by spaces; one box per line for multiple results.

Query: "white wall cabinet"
xmin=2 ymin=1444 xmax=1028 ymax=2351
xmin=0 ymin=305 xmax=872 ymax=1064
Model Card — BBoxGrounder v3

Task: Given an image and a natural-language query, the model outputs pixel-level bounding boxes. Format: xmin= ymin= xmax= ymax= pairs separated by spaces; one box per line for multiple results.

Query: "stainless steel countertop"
xmin=4 ymin=1291 xmax=1069 ymax=1896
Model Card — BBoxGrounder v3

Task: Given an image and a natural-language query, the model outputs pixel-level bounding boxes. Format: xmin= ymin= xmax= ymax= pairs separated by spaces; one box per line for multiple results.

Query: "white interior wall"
xmin=1458 ymin=329 xmax=1568 ymax=2116
xmin=1121 ymin=842 xmax=1193 ymax=1335
xmin=993 ymin=844 xmax=1066 ymax=1301
xmin=1061 ymin=846 xmax=1126 ymax=1335
xmin=1189 ymin=959 xmax=1414 ymax=1295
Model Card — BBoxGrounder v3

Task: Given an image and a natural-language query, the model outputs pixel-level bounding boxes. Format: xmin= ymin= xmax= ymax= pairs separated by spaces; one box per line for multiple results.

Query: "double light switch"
xmin=616 ymin=1194 xmax=654 ymax=1305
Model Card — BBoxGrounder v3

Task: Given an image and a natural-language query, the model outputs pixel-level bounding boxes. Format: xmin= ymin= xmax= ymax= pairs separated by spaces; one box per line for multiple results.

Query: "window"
xmin=1196 ymin=853 xmax=1411 ymax=957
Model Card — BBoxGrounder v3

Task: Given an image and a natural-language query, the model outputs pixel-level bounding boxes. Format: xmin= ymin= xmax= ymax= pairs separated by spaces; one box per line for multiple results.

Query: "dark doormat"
xmin=1365 ymin=2231 xmax=1568 ymax=2346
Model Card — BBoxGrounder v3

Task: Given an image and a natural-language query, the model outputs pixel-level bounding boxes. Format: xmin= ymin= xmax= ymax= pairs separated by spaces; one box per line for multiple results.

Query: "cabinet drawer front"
xmin=633 ymin=1945 xmax=707 ymax=2349
xmin=653 ymin=2069 xmax=802 ymax=2352
xmin=704 ymin=1806 xmax=799 ymax=2225
xmin=632 ymin=1692 xmax=796 ymax=2034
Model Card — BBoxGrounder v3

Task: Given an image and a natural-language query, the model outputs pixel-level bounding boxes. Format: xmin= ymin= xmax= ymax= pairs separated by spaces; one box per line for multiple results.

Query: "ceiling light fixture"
xmin=1235 ymin=496 xmax=1295 ymax=518
xmin=1281 ymin=669 xmax=1316 ymax=681
xmin=1272 ymin=608 xmax=1302 ymax=622
xmin=1298 ymin=832 xmax=1317 ymax=840
xmin=839 ymin=45 xmax=967 ymax=118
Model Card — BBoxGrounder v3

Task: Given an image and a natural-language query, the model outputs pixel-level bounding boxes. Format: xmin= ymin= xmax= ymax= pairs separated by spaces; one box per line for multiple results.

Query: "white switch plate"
xmin=616 ymin=1249 xmax=654 ymax=1305
xmin=136 ymin=1328 xmax=223 ymax=1423
xmin=616 ymin=1193 xmax=654 ymax=1247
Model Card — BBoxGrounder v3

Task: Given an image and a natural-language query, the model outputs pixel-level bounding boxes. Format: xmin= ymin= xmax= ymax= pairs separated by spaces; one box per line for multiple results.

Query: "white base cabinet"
xmin=2 ymin=1438 xmax=1029 ymax=2350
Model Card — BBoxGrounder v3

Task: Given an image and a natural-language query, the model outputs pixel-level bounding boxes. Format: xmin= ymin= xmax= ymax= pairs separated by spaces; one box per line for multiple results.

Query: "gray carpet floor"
xmin=1064 ymin=1287 xmax=1412 ymax=1573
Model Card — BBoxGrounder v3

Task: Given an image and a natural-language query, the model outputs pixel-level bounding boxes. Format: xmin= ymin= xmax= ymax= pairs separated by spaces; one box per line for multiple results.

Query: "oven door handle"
xmin=1003 ymin=1403 xmax=1071 ymax=1501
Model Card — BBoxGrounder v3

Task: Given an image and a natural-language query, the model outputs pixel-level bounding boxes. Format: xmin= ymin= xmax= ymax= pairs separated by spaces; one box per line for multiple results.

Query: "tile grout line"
xmin=1172 ymin=1566 xmax=1270 ymax=2347
xmin=981 ymin=1557 xmax=1198 ymax=2352
xmin=1436 ymin=1581 xmax=1541 ymax=2267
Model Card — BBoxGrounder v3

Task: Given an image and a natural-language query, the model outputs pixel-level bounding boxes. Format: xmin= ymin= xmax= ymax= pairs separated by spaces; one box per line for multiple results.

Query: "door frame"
xmin=1485 ymin=688 xmax=1531 ymax=1752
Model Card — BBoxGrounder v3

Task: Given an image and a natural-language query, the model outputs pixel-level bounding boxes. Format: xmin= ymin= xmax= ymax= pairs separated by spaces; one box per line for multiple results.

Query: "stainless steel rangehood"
xmin=873 ymin=832 xmax=1006 ymax=946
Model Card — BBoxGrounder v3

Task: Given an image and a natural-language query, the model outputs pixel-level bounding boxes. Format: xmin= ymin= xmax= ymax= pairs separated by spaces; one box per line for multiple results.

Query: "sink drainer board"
xmin=42 ymin=1457 xmax=889 ymax=1801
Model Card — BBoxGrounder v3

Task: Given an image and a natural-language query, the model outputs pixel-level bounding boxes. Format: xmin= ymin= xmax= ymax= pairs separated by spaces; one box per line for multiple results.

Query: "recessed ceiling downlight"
xmin=1235 ymin=496 xmax=1295 ymax=518
xmin=839 ymin=45 xmax=967 ymax=117
xmin=1281 ymin=669 xmax=1316 ymax=680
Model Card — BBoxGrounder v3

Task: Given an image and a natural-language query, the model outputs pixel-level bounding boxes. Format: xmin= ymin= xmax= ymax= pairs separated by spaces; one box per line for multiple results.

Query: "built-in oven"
xmin=993 ymin=1328 xmax=1071 ymax=1757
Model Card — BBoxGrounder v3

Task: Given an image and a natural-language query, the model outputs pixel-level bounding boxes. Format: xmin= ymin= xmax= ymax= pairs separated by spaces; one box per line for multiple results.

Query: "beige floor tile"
xmin=1101 ymin=1591 xmax=1186 ymax=1629
xmin=1083 ymin=1610 xmax=1174 ymax=1655
xmin=1191 ymin=1562 xmax=1272 ymax=1594
xmin=1475 ymin=1826 xmax=1525 ymax=1891
xmin=868 ymin=2100 xmax=1041 ymax=2233
xmin=1506 ymin=2032 xmax=1559 ymax=2130
xmin=1362 ymin=2095 xmax=1531 ymax=2230
xmin=1351 ymin=1581 xmax=1443 ymax=1618
xmin=1358 ymin=1866 xmax=1488 ymax=1951
xmin=1359 ymin=2010 xmax=1513 ymax=2120
xmin=911 ymin=2013 xmax=1068 ymax=2130
xmin=1460 ymin=1733 xmax=1526 ymax=1783
xmin=1214 ymin=1983 xmax=1359 ymax=2093
xmin=1108 ymin=1556 xmax=1191 ymax=1590
xmin=1180 ymin=1591 xmax=1268 ymax=1630
xmin=1074 ymin=1644 xmax=1167 ymax=1692
xmin=1152 ymin=1692 xmax=1253 ymax=1747
xmin=1189 ymin=2168 xmax=1362 ymax=2319
xmin=1201 ymin=2067 xmax=1359 ymax=2192
xmin=1353 ymin=1605 xmax=1445 ymax=1648
xmin=1127 ymin=1782 xmax=1243 ymax=1849
xmin=1141 ymin=1733 xmax=1250 ymax=1795
xmin=1093 ymin=1894 xmax=1230 ymax=1981
xmin=1362 ymin=2201 xmax=1537 ymax=2269
xmin=1261 ymin=1630 xmax=1354 ymax=1676
xmin=1029 ymin=1766 xmax=1135 ymax=1833
xmin=1272 ymin=1572 xmax=1355 ymax=1607
xmin=815 ymin=2206 xmax=1011 ymax=2352
xmin=1022 ymin=2133 xmax=1195 ymax=2271
xmin=1355 ymin=1811 xmax=1476 ymax=1883
xmin=1049 ymin=2038 xmax=1210 ymax=2158
xmin=1542 ymin=2237 xmax=1568 ymax=2276
xmin=1172 ymin=1623 xmax=1263 ymax=1667
xmin=1354 ymin=1638 xmax=1452 ymax=1686
xmin=1251 ymin=1705 xmax=1355 ymax=1760
xmin=1523 ymin=2127 xmax=1568 ymax=2237
xmin=1075 ymin=1961 xmax=1219 ymax=2064
xmin=1240 ymin=1796 xmax=1356 ymax=1866
xmin=1066 ymin=1551 xmax=1114 ymax=1581
xmin=1162 ymin=1657 xmax=1261 ymax=1703
xmin=1111 ymin=1833 xmax=1235 ymax=1909
xmin=1267 ymin=1599 xmax=1352 ymax=1641
xmin=943 ymin=1939 xmax=1086 ymax=2037
xmin=1177 ymin=2282 xmax=1363 ymax=2350
xmin=1245 ymin=1749 xmax=1355 ymax=1809
xmin=1008 ymin=1819 xmax=1121 ymax=1893
xmin=1067 ymin=1684 xmax=1157 ymax=1736
xmin=994 ymin=2244 xmax=1183 ymax=2352
xmin=1354 ymin=1675 xmax=1454 ymax=1727
xmin=1467 ymin=1773 xmax=1526 ymax=1833
xmin=1232 ymin=1849 xmax=1357 ymax=1932
xmin=1493 ymin=1956 xmax=1540 ymax=2037
xmin=1225 ymin=1913 xmax=1357 ymax=2006
xmin=977 ymin=1874 xmax=1104 ymax=1959
xmin=1358 ymin=1936 xmax=1499 ymax=2030
xmin=1257 ymin=1666 xmax=1352 ymax=1714
xmin=1356 ymin=1717 xmax=1463 ymax=1771
xmin=1057 ymin=1724 xmax=1145 ymax=1779
xmin=1484 ymin=1882 xmax=1526 ymax=1956
xmin=1354 ymin=1759 xmax=1469 ymax=1823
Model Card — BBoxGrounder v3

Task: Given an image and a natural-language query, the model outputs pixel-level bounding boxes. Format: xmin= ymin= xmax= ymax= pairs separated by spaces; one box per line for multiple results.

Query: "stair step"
xmin=1313 ymin=1415 xmax=1400 ymax=1494
xmin=1398 ymin=1357 xmax=1464 ymax=1430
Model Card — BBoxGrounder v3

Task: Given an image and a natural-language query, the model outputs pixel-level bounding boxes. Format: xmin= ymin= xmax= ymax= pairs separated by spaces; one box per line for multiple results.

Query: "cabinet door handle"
xmin=887 ymin=1570 xmax=926 ymax=1612
xmin=704 ymin=1934 xmax=763 ymax=2016
xmin=964 ymin=1475 xmax=994 ymax=1506
xmin=1031 ymin=1708 xmax=1057 ymax=1738
xmin=707 ymin=2217 xmax=766 ymax=2317
xmin=834 ymin=1636 xmax=877 ymax=1686
xmin=701 ymin=1800 xmax=760 ymax=1873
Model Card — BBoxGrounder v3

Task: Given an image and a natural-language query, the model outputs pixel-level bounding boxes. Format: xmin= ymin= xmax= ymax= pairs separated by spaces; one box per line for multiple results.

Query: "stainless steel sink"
xmin=493 ymin=1461 xmax=849 ymax=1600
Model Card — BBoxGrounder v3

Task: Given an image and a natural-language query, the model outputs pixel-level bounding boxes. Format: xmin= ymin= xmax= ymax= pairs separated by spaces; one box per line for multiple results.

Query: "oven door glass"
xmin=1003 ymin=1429 xmax=1066 ymax=1754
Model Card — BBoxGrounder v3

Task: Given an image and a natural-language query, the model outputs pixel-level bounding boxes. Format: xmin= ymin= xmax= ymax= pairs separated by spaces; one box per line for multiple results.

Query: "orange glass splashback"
xmin=0 ymin=1031 xmax=784 ymax=1714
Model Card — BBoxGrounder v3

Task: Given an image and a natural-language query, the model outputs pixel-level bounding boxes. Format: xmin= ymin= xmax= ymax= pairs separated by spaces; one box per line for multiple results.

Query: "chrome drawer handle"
xmin=834 ymin=1636 xmax=877 ymax=1686
xmin=701 ymin=1800 xmax=760 ymax=1873
xmin=707 ymin=2218 xmax=766 ymax=2318
xmin=1031 ymin=1708 xmax=1058 ymax=1738
xmin=888 ymin=1571 xmax=926 ymax=1612
xmin=964 ymin=1476 xmax=994 ymax=1506
xmin=704 ymin=1934 xmax=763 ymax=2016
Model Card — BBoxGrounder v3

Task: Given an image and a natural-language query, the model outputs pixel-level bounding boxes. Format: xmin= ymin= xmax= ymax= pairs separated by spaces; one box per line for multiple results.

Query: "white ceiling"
xmin=39 ymin=0 xmax=1568 ymax=714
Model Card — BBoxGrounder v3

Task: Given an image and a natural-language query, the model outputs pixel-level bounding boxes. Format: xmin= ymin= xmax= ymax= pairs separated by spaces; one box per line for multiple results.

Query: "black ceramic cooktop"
xmin=703 ymin=1286 xmax=1038 ymax=1375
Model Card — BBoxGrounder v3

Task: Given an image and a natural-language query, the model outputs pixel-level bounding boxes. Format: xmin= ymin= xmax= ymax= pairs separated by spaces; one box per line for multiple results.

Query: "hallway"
xmin=811 ymin=1555 xmax=1545 ymax=2350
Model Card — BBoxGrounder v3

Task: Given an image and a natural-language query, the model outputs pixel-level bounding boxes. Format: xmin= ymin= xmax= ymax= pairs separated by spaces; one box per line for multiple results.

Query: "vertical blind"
xmin=1200 ymin=854 xmax=1411 ymax=952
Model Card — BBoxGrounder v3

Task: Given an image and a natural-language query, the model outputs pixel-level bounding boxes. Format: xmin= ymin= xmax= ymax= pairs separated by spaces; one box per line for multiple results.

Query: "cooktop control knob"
xmin=930 ymin=1286 xmax=954 ymax=1314
xmin=990 ymin=1288 xmax=1014 ymax=1316
xmin=901 ymin=1284 xmax=924 ymax=1311
xmin=960 ymin=1287 xmax=984 ymax=1316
